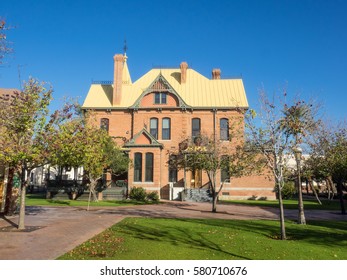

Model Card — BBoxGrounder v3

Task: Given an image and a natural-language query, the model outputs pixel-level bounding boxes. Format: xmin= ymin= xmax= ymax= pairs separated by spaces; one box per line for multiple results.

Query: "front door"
xmin=190 ymin=169 xmax=202 ymax=188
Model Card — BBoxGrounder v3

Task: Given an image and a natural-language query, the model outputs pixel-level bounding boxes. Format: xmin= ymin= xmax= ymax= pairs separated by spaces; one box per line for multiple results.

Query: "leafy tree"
xmin=300 ymin=158 xmax=322 ymax=205
xmin=174 ymin=134 xmax=259 ymax=213
xmin=48 ymin=109 xmax=130 ymax=201
xmin=0 ymin=79 xmax=54 ymax=229
xmin=308 ymin=123 xmax=347 ymax=214
xmin=47 ymin=104 xmax=87 ymax=175
xmin=280 ymin=100 xmax=320 ymax=224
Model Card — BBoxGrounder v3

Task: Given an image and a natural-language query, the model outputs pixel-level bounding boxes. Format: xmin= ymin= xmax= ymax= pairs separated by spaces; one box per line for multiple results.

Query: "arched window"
xmin=192 ymin=118 xmax=201 ymax=138
xmin=220 ymin=118 xmax=229 ymax=140
xmin=162 ymin=118 xmax=171 ymax=140
xmin=150 ymin=118 xmax=158 ymax=139
xmin=100 ymin=118 xmax=109 ymax=133
xmin=134 ymin=153 xmax=142 ymax=182
xmin=145 ymin=153 xmax=154 ymax=182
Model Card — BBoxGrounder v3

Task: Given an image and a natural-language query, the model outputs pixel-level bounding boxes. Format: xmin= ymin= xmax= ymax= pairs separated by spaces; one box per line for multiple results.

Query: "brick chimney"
xmin=212 ymin=68 xmax=221 ymax=80
xmin=180 ymin=62 xmax=188 ymax=84
xmin=113 ymin=54 xmax=124 ymax=105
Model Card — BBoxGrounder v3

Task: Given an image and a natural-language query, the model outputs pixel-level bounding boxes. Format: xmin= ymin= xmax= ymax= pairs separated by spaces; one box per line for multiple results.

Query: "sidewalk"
xmin=0 ymin=201 xmax=346 ymax=260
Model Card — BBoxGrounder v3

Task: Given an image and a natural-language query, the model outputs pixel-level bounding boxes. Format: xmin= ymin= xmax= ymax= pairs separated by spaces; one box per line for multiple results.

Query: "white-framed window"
xmin=150 ymin=118 xmax=158 ymax=139
xmin=162 ymin=118 xmax=171 ymax=140
xmin=220 ymin=118 xmax=229 ymax=140
xmin=154 ymin=92 xmax=167 ymax=104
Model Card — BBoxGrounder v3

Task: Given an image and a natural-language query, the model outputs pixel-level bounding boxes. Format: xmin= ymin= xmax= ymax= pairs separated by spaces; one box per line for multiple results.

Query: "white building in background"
xmin=29 ymin=166 xmax=84 ymax=189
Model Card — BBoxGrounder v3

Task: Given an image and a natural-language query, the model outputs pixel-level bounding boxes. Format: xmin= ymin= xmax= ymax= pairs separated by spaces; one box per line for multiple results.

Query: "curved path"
xmin=0 ymin=200 xmax=346 ymax=260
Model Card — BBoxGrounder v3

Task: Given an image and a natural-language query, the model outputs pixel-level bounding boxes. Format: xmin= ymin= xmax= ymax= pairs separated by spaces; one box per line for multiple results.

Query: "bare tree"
xmin=245 ymin=89 xmax=291 ymax=239
xmin=0 ymin=18 xmax=13 ymax=64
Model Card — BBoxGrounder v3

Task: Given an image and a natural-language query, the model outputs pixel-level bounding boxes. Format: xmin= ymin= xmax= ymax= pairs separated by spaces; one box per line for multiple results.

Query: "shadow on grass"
xmin=114 ymin=219 xmax=252 ymax=260
xmin=221 ymin=199 xmax=343 ymax=211
xmin=188 ymin=219 xmax=347 ymax=247
xmin=113 ymin=217 xmax=346 ymax=259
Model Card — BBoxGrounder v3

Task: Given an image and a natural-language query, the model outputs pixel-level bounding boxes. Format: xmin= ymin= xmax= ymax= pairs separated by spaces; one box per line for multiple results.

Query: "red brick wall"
xmin=140 ymin=93 xmax=179 ymax=107
xmin=92 ymin=108 xmax=275 ymax=200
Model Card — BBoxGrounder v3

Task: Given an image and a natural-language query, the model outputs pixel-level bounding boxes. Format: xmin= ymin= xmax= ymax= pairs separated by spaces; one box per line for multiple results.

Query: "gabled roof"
xmin=130 ymin=73 xmax=191 ymax=109
xmin=82 ymin=61 xmax=248 ymax=109
xmin=124 ymin=128 xmax=163 ymax=148
xmin=122 ymin=55 xmax=132 ymax=85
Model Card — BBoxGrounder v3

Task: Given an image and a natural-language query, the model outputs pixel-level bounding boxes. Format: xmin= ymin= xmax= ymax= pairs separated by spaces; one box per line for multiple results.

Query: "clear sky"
xmin=1 ymin=0 xmax=346 ymax=121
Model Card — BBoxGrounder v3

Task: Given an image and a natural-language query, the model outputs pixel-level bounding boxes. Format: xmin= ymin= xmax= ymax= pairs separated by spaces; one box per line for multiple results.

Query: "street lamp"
xmin=293 ymin=145 xmax=306 ymax=224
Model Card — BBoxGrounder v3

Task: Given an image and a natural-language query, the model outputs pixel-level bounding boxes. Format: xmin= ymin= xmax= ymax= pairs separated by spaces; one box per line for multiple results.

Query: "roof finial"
xmin=123 ymin=38 xmax=128 ymax=55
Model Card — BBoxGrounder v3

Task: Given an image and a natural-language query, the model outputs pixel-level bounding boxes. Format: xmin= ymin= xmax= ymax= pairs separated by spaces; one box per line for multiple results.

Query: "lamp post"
xmin=293 ymin=146 xmax=306 ymax=224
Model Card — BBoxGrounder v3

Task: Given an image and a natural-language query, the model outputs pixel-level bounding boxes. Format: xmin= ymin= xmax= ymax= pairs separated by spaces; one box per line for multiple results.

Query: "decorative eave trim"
xmin=129 ymin=73 xmax=191 ymax=110
xmin=81 ymin=107 xmax=129 ymax=111
xmin=124 ymin=128 xmax=164 ymax=149
xmin=81 ymin=106 xmax=249 ymax=113
xmin=191 ymin=106 xmax=249 ymax=111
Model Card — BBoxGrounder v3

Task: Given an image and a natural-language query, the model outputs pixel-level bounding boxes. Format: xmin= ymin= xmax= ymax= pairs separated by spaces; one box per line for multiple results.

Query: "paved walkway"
xmin=0 ymin=201 xmax=346 ymax=260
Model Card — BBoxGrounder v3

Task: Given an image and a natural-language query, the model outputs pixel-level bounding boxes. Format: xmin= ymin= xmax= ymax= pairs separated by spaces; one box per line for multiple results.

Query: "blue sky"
xmin=1 ymin=0 xmax=346 ymax=121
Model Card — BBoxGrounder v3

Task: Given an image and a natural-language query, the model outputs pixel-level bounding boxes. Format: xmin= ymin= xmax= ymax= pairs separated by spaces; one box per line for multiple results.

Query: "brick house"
xmin=82 ymin=53 xmax=275 ymax=200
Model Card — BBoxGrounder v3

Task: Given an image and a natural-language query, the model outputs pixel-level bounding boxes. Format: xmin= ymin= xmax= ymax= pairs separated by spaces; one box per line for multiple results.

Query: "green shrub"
xmin=282 ymin=181 xmax=296 ymax=199
xmin=129 ymin=187 xmax=147 ymax=201
xmin=146 ymin=191 xmax=159 ymax=202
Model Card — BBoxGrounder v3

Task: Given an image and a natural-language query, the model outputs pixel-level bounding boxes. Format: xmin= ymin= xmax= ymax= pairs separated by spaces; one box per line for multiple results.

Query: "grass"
xmin=221 ymin=198 xmax=342 ymax=210
xmin=25 ymin=193 xmax=158 ymax=207
xmin=27 ymin=193 xmax=342 ymax=210
xmin=59 ymin=218 xmax=347 ymax=260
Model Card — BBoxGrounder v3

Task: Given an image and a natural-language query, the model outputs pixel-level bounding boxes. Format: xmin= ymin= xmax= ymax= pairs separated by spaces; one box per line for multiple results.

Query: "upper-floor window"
xmin=134 ymin=153 xmax=142 ymax=182
xmin=145 ymin=152 xmax=154 ymax=182
xmin=192 ymin=118 xmax=201 ymax=138
xmin=154 ymin=92 xmax=167 ymax=104
xmin=162 ymin=118 xmax=171 ymax=140
xmin=220 ymin=118 xmax=229 ymax=140
xmin=100 ymin=118 xmax=109 ymax=132
xmin=150 ymin=118 xmax=158 ymax=139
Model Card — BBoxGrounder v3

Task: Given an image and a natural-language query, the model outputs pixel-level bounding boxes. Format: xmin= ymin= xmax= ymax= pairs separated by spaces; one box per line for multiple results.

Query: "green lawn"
xmin=25 ymin=194 xmax=158 ymax=207
xmin=58 ymin=218 xmax=347 ymax=260
xmin=221 ymin=198 xmax=342 ymax=210
xmin=27 ymin=193 xmax=342 ymax=210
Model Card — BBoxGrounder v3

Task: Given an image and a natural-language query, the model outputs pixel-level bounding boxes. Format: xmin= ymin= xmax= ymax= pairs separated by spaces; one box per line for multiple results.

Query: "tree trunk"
xmin=210 ymin=178 xmax=217 ymax=213
xmin=297 ymin=172 xmax=306 ymax=224
xmin=87 ymin=178 xmax=99 ymax=211
xmin=326 ymin=177 xmax=335 ymax=200
xmin=212 ymin=194 xmax=218 ymax=213
xmin=4 ymin=167 xmax=15 ymax=215
xmin=326 ymin=178 xmax=331 ymax=200
xmin=277 ymin=183 xmax=286 ymax=240
xmin=18 ymin=167 xmax=28 ymax=230
xmin=309 ymin=179 xmax=322 ymax=205
xmin=206 ymin=171 xmax=219 ymax=213
xmin=316 ymin=181 xmax=322 ymax=193
xmin=337 ymin=180 xmax=346 ymax=215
